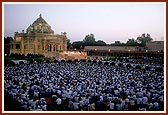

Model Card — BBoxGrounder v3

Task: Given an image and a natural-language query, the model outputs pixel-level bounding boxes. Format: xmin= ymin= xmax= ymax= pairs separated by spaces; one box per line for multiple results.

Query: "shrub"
xmin=4 ymin=58 xmax=10 ymax=65
xmin=34 ymin=58 xmax=43 ymax=63
xmin=46 ymin=60 xmax=50 ymax=63
xmin=29 ymin=59 xmax=34 ymax=64
xmin=9 ymin=61 xmax=15 ymax=66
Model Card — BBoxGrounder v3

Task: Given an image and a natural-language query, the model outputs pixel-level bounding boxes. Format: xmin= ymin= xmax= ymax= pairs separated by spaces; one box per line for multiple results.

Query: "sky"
xmin=3 ymin=2 xmax=165 ymax=44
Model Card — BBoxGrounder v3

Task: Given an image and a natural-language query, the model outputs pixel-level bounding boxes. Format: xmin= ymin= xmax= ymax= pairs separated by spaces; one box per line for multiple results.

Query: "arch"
xmin=53 ymin=44 xmax=57 ymax=51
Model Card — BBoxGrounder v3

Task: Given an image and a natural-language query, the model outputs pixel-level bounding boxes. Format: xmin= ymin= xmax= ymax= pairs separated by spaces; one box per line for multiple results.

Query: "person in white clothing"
xmin=109 ymin=101 xmax=114 ymax=111
xmin=79 ymin=100 xmax=85 ymax=110
xmin=73 ymin=102 xmax=79 ymax=110
xmin=56 ymin=98 xmax=62 ymax=105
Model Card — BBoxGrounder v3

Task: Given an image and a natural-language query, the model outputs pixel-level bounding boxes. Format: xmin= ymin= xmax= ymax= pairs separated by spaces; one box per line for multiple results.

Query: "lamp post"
xmin=95 ymin=48 xmax=97 ymax=56
xmin=128 ymin=49 xmax=131 ymax=57
xmin=108 ymin=49 xmax=111 ymax=57
xmin=157 ymin=50 xmax=160 ymax=58
xmin=146 ymin=50 xmax=148 ymax=58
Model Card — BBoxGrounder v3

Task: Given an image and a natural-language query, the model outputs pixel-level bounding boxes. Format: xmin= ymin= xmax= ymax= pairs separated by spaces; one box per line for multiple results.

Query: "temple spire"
xmin=39 ymin=14 xmax=42 ymax=18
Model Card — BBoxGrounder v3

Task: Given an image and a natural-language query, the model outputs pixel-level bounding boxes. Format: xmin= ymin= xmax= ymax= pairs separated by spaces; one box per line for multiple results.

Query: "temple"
xmin=10 ymin=14 xmax=67 ymax=58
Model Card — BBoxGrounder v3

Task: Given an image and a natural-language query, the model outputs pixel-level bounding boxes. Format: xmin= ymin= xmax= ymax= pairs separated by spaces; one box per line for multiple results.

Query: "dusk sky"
xmin=3 ymin=2 xmax=165 ymax=44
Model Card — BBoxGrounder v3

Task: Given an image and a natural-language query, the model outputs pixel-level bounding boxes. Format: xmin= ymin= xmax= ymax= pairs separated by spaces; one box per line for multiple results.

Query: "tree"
xmin=4 ymin=36 xmax=13 ymax=44
xmin=96 ymin=40 xmax=107 ymax=46
xmin=126 ymin=38 xmax=138 ymax=46
xmin=72 ymin=41 xmax=83 ymax=49
xmin=4 ymin=36 xmax=13 ymax=55
xmin=83 ymin=34 xmax=96 ymax=46
xmin=115 ymin=41 xmax=121 ymax=45
xmin=110 ymin=41 xmax=125 ymax=46
xmin=67 ymin=39 xmax=71 ymax=50
xmin=136 ymin=33 xmax=153 ymax=46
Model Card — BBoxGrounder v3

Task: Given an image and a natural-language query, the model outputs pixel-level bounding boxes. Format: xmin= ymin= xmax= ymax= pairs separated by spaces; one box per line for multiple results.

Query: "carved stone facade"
xmin=10 ymin=14 xmax=67 ymax=58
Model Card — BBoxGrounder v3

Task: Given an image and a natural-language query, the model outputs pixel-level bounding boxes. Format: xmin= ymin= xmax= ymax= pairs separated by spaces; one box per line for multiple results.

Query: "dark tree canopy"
xmin=67 ymin=39 xmax=71 ymax=50
xmin=70 ymin=33 xmax=153 ymax=49
xmin=72 ymin=41 xmax=84 ymax=49
xmin=136 ymin=33 xmax=153 ymax=46
xmin=115 ymin=41 xmax=121 ymax=45
xmin=96 ymin=40 xmax=107 ymax=46
xmin=126 ymin=38 xmax=138 ymax=46
xmin=4 ymin=37 xmax=13 ymax=55
xmin=72 ymin=34 xmax=107 ymax=48
xmin=110 ymin=41 xmax=125 ymax=46
xmin=4 ymin=36 xmax=13 ymax=44
xmin=83 ymin=34 xmax=96 ymax=46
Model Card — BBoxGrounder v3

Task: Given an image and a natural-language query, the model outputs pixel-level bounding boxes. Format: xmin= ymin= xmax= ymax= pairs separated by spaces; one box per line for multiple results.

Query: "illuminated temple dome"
xmin=10 ymin=14 xmax=67 ymax=58
xmin=26 ymin=14 xmax=54 ymax=34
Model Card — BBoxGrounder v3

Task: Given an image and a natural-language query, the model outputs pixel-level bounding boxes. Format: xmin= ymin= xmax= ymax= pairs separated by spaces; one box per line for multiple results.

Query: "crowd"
xmin=4 ymin=58 xmax=164 ymax=111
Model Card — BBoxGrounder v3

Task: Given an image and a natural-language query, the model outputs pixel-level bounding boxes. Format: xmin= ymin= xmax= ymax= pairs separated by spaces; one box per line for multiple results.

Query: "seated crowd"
xmin=4 ymin=58 xmax=164 ymax=111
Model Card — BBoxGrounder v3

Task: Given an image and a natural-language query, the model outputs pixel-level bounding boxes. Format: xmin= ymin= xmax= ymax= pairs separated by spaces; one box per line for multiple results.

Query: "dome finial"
xmin=39 ymin=14 xmax=42 ymax=18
